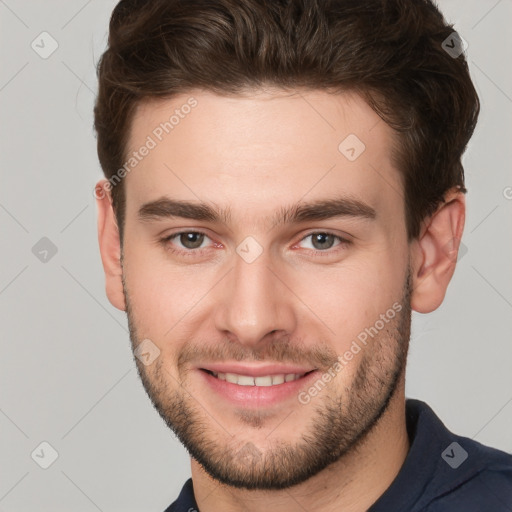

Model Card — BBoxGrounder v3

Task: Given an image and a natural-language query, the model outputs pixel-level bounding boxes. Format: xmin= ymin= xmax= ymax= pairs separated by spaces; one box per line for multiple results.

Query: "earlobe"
xmin=95 ymin=179 xmax=126 ymax=311
xmin=410 ymin=189 xmax=466 ymax=314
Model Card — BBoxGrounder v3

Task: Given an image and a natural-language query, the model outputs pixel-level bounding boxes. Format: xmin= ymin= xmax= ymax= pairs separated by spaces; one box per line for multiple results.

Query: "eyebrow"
xmin=137 ymin=195 xmax=377 ymax=229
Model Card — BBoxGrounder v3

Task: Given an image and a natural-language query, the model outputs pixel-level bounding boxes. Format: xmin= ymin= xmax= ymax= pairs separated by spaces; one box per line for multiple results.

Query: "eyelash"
xmin=159 ymin=230 xmax=352 ymax=257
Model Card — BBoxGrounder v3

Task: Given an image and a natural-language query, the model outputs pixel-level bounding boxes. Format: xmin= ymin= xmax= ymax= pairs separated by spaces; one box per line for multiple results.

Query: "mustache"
xmin=176 ymin=335 xmax=340 ymax=373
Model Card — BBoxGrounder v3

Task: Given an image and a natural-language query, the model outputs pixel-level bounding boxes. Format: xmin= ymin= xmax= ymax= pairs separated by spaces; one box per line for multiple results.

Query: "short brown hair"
xmin=94 ymin=0 xmax=479 ymax=243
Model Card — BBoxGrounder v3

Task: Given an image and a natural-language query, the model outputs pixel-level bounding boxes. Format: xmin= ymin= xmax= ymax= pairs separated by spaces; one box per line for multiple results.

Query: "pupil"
xmin=181 ymin=232 xmax=204 ymax=249
xmin=313 ymin=233 xmax=333 ymax=250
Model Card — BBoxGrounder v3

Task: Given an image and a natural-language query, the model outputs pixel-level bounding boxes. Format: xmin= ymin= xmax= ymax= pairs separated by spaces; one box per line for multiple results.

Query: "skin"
xmin=96 ymin=88 xmax=465 ymax=511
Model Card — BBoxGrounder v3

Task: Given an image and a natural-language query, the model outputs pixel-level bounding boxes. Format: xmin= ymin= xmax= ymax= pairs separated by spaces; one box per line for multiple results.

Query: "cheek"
xmin=294 ymin=252 xmax=406 ymax=350
xmin=122 ymin=243 xmax=218 ymax=339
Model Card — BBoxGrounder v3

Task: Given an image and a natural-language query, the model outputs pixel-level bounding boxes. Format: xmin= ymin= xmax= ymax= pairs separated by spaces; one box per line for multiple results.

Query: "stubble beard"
xmin=124 ymin=269 xmax=412 ymax=490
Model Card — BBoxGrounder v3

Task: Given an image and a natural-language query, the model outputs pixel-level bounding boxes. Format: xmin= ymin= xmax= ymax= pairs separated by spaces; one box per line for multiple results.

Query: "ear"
xmin=95 ymin=179 xmax=126 ymax=311
xmin=410 ymin=188 xmax=466 ymax=313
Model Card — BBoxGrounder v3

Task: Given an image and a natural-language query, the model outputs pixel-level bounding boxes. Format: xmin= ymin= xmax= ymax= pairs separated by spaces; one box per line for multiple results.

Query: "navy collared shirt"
xmin=163 ymin=399 xmax=512 ymax=511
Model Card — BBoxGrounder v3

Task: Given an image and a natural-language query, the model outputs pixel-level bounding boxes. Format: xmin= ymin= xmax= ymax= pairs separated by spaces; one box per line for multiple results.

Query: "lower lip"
xmin=198 ymin=369 xmax=320 ymax=408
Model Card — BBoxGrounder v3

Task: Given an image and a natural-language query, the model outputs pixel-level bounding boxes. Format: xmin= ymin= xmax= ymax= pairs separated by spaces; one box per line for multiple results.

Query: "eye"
xmin=161 ymin=231 xmax=212 ymax=254
xmin=297 ymin=232 xmax=351 ymax=253
xmin=160 ymin=230 xmax=351 ymax=258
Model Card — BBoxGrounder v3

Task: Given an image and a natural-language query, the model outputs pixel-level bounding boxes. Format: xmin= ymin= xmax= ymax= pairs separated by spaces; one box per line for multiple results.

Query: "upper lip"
xmin=199 ymin=363 xmax=317 ymax=377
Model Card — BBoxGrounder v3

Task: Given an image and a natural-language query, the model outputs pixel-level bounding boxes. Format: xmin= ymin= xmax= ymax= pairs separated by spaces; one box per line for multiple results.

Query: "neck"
xmin=190 ymin=379 xmax=409 ymax=512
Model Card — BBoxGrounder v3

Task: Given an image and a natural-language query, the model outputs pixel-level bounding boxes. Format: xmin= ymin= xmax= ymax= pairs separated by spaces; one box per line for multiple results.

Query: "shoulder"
xmin=423 ymin=458 xmax=512 ymax=511
xmin=421 ymin=417 xmax=512 ymax=511
xmin=405 ymin=399 xmax=512 ymax=511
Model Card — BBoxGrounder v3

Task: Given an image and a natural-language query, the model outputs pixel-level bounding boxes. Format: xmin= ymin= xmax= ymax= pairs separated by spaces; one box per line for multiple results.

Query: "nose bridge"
xmin=214 ymin=245 xmax=296 ymax=345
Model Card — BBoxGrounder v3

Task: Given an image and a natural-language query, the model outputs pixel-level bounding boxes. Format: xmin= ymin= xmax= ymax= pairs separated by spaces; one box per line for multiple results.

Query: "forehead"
xmin=124 ymin=88 xmax=403 ymax=229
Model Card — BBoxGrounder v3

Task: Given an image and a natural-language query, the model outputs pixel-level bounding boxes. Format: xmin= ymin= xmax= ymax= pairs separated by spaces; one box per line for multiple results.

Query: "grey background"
xmin=1 ymin=0 xmax=511 ymax=510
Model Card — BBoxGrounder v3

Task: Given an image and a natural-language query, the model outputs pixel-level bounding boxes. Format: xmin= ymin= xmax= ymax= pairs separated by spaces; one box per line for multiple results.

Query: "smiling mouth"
xmin=201 ymin=369 xmax=316 ymax=387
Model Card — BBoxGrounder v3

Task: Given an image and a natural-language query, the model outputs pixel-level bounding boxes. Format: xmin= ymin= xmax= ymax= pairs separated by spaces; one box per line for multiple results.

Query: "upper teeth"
xmin=212 ymin=372 xmax=305 ymax=386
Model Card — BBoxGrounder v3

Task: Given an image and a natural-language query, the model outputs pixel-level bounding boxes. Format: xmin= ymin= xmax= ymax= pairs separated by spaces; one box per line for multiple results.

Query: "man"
xmin=93 ymin=0 xmax=512 ymax=510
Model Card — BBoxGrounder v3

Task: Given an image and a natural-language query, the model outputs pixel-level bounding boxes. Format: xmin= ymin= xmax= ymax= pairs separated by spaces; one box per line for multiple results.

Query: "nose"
xmin=213 ymin=247 xmax=298 ymax=348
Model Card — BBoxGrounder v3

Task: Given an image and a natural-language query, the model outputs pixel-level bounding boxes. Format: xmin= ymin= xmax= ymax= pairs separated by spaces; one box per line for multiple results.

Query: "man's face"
xmin=120 ymin=89 xmax=412 ymax=489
